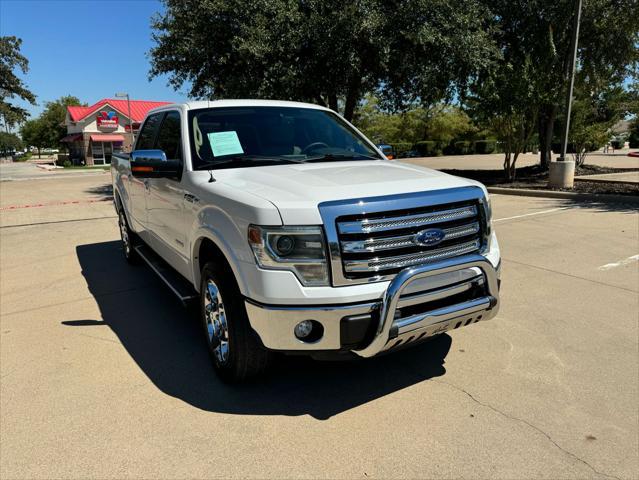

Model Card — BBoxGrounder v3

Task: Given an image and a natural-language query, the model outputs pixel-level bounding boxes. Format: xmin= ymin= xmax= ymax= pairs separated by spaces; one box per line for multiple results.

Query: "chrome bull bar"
xmin=353 ymin=253 xmax=500 ymax=358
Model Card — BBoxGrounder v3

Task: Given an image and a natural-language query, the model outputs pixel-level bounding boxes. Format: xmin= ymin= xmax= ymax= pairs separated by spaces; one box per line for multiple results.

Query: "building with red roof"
xmin=63 ymin=98 xmax=171 ymax=165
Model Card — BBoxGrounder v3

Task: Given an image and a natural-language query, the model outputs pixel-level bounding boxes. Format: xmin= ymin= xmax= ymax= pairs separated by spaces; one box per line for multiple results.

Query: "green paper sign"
xmin=207 ymin=131 xmax=244 ymax=157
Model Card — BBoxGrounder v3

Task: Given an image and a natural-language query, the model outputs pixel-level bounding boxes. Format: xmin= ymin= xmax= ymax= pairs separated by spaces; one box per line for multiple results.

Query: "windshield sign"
xmin=188 ymin=106 xmax=381 ymax=170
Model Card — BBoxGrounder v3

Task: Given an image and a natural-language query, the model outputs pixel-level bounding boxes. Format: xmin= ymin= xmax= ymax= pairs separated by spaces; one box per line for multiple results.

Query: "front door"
xmin=146 ymin=110 xmax=188 ymax=276
xmin=128 ymin=112 xmax=163 ymax=235
xmin=104 ymin=142 xmax=113 ymax=164
xmin=92 ymin=142 xmax=104 ymax=164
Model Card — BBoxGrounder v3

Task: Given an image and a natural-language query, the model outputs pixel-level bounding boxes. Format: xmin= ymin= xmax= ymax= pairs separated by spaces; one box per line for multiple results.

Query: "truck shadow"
xmin=67 ymin=241 xmax=451 ymax=420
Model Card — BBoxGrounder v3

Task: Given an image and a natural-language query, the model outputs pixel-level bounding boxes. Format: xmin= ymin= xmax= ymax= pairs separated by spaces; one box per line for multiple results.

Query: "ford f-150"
xmin=111 ymin=100 xmax=501 ymax=382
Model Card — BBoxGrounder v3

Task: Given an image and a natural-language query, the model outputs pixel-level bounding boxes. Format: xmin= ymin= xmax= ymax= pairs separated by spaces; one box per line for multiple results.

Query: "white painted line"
xmin=493 ymin=207 xmax=571 ymax=223
xmin=598 ymin=254 xmax=639 ymax=271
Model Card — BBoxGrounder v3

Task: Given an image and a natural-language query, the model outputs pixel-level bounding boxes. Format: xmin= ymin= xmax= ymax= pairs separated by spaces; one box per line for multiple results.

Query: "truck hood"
xmin=212 ymin=160 xmax=484 ymax=224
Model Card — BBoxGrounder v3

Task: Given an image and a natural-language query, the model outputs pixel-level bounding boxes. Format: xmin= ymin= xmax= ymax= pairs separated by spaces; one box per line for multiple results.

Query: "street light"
xmin=115 ymin=92 xmax=133 ymax=151
xmin=549 ymin=0 xmax=582 ymax=188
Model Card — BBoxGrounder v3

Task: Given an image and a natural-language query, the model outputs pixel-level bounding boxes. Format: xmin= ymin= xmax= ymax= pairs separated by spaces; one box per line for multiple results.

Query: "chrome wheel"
xmin=118 ymin=211 xmax=131 ymax=257
xmin=204 ymin=278 xmax=229 ymax=364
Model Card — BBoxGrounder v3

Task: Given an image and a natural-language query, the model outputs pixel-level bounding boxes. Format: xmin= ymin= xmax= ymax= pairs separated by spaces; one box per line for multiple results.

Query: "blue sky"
xmin=0 ymin=0 xmax=190 ymax=118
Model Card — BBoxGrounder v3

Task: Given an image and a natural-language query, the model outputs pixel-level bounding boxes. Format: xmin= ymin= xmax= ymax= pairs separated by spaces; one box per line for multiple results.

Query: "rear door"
xmin=128 ymin=112 xmax=163 ymax=238
xmin=145 ymin=111 xmax=189 ymax=274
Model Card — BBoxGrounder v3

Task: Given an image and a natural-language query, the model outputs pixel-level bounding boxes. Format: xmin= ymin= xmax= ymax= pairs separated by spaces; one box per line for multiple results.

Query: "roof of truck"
xmin=149 ymin=99 xmax=331 ymax=114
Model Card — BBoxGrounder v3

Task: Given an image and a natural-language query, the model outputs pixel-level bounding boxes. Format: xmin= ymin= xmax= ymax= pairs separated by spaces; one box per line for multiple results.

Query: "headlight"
xmin=247 ymin=225 xmax=329 ymax=286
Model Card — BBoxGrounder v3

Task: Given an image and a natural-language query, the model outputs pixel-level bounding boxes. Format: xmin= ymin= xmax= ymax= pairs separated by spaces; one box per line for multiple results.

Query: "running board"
xmin=134 ymin=245 xmax=198 ymax=303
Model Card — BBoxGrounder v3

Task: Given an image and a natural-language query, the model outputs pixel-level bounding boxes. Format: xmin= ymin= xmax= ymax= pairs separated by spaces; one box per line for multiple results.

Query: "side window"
xmin=156 ymin=111 xmax=182 ymax=160
xmin=135 ymin=113 xmax=163 ymax=150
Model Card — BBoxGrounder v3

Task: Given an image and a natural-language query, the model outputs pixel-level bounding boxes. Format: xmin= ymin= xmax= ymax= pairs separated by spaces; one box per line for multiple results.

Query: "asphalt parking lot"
xmin=1 ymin=170 xmax=637 ymax=479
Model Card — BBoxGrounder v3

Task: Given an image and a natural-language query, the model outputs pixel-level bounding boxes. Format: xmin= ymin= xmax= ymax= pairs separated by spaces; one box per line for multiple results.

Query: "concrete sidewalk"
xmin=402 ymin=151 xmax=639 ymax=171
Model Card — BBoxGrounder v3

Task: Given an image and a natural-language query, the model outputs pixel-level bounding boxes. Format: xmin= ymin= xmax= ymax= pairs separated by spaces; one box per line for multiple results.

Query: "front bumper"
xmin=245 ymin=253 xmax=500 ymax=357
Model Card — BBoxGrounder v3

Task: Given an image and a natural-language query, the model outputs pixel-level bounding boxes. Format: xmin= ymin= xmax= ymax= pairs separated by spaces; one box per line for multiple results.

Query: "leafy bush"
xmin=453 ymin=141 xmax=472 ymax=154
xmin=473 ymin=140 xmax=496 ymax=154
xmin=413 ymin=141 xmax=438 ymax=156
xmin=442 ymin=142 xmax=456 ymax=155
xmin=388 ymin=143 xmax=412 ymax=156
xmin=63 ymin=160 xmax=72 ymax=168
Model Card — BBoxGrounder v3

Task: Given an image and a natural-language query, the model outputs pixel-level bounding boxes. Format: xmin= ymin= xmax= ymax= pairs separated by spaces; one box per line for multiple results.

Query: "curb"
xmin=487 ymin=187 xmax=639 ymax=204
xmin=574 ymin=177 xmax=638 ymax=187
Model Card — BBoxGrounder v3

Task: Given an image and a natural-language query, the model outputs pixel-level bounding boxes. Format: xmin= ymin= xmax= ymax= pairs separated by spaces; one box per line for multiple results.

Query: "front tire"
xmin=200 ymin=261 xmax=271 ymax=382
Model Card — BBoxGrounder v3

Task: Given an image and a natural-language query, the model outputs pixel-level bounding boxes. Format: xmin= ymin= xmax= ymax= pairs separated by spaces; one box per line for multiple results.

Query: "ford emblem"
xmin=413 ymin=228 xmax=446 ymax=247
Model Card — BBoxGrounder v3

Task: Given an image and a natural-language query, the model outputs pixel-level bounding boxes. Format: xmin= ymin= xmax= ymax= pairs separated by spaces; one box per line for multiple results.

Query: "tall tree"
xmin=478 ymin=0 xmax=639 ymax=168
xmin=39 ymin=95 xmax=84 ymax=152
xmin=20 ymin=119 xmax=47 ymax=158
xmin=0 ymin=132 xmax=23 ymax=158
xmin=0 ymin=36 xmax=36 ymax=130
xmin=148 ymin=0 xmax=497 ymax=121
xmin=557 ymin=81 xmax=633 ymax=165
xmin=469 ymin=56 xmax=539 ymax=180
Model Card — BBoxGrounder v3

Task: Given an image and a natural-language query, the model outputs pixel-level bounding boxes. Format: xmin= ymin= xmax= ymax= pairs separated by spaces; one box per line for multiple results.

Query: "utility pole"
xmin=115 ymin=92 xmax=133 ymax=151
xmin=549 ymin=0 xmax=582 ymax=188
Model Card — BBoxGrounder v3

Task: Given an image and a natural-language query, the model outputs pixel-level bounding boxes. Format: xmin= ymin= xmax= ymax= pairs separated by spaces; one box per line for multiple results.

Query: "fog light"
xmin=294 ymin=320 xmax=314 ymax=339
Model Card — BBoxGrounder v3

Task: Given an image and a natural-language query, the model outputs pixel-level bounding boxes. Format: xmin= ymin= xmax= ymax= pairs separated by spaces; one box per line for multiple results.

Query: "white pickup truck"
xmin=111 ymin=100 xmax=501 ymax=382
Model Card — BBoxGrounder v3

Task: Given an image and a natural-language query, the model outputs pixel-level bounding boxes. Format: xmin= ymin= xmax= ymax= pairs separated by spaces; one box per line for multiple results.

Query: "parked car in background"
xmin=376 ymin=143 xmax=395 ymax=159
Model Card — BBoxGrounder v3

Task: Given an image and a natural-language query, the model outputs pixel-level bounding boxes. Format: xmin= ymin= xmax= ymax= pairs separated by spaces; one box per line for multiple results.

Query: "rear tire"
xmin=118 ymin=209 xmax=139 ymax=264
xmin=200 ymin=261 xmax=271 ymax=383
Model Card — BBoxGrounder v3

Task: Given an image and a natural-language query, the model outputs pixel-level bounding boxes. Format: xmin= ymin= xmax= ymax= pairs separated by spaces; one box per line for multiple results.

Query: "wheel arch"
xmin=192 ymin=233 xmax=249 ymax=296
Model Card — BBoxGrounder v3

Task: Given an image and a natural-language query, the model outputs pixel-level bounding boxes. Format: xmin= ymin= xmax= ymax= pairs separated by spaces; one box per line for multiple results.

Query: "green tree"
xmin=20 ymin=118 xmax=48 ymax=158
xmin=424 ymin=106 xmax=475 ymax=146
xmin=0 ymin=131 xmax=23 ymax=157
xmin=469 ymin=56 xmax=539 ymax=180
xmin=560 ymin=84 xmax=631 ymax=165
xmin=478 ymin=0 xmax=639 ymax=168
xmin=39 ymin=95 xmax=84 ymax=156
xmin=354 ymin=96 xmax=476 ymax=146
xmin=149 ymin=0 xmax=498 ymax=121
xmin=0 ymin=36 xmax=36 ymax=131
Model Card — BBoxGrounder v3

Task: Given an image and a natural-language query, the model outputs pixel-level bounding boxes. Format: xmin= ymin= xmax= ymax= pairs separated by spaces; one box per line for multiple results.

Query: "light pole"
xmin=115 ymin=92 xmax=133 ymax=151
xmin=549 ymin=0 xmax=582 ymax=188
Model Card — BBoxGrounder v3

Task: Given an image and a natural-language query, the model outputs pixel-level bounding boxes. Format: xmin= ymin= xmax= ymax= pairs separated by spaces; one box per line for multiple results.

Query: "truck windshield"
xmin=188 ymin=106 xmax=382 ymax=170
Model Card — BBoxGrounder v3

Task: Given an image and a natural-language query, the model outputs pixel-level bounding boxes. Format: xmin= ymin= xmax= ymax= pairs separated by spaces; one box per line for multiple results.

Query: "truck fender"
xmin=190 ymin=227 xmax=251 ymax=297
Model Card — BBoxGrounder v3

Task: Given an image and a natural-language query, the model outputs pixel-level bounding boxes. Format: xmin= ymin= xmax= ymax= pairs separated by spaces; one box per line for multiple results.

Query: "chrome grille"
xmin=341 ymin=222 xmax=480 ymax=253
xmin=318 ymin=187 xmax=489 ymax=286
xmin=338 ymin=205 xmax=477 ymax=234
xmin=335 ymin=200 xmax=483 ymax=279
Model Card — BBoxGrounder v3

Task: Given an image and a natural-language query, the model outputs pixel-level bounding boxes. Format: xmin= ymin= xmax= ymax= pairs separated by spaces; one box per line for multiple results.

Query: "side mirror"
xmin=130 ymin=150 xmax=181 ymax=178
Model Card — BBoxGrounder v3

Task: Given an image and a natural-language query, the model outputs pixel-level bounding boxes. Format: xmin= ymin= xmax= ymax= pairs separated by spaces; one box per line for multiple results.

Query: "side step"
xmin=134 ymin=244 xmax=198 ymax=303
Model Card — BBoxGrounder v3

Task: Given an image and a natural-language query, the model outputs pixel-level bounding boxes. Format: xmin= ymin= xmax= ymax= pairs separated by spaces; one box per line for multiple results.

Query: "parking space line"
xmin=504 ymin=258 xmax=638 ymax=293
xmin=598 ymin=254 xmax=639 ymax=271
xmin=0 ymin=198 xmax=111 ymax=211
xmin=493 ymin=207 xmax=571 ymax=223
xmin=0 ymin=216 xmax=117 ymax=229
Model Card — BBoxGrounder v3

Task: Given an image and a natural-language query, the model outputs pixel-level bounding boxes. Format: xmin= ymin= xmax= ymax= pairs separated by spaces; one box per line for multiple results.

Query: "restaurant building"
xmin=62 ymin=98 xmax=171 ymax=165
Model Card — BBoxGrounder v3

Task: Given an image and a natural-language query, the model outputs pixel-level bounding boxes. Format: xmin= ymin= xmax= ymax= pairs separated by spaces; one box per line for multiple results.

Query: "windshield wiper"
xmin=303 ymin=152 xmax=380 ymax=163
xmin=195 ymin=155 xmax=304 ymax=170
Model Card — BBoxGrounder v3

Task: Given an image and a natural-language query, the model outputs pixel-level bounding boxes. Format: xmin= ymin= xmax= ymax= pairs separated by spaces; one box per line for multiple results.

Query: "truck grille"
xmin=335 ymin=201 xmax=483 ymax=279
